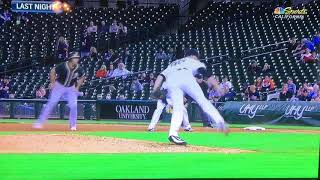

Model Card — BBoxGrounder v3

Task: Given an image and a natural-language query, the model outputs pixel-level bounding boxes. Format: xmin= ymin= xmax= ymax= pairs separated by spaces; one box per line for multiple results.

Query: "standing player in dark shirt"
xmin=33 ymin=52 xmax=86 ymax=131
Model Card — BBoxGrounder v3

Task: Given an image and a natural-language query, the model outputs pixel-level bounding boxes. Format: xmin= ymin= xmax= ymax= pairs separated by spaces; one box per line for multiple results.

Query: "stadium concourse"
xmin=0 ymin=0 xmax=319 ymax=101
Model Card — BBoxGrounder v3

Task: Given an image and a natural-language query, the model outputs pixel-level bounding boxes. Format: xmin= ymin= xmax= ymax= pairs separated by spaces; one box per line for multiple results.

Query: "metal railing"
xmin=241 ymin=40 xmax=289 ymax=53
xmin=242 ymin=48 xmax=288 ymax=60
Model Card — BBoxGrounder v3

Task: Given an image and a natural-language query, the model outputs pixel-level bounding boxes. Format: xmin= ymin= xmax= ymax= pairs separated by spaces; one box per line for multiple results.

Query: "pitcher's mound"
xmin=0 ymin=134 xmax=253 ymax=154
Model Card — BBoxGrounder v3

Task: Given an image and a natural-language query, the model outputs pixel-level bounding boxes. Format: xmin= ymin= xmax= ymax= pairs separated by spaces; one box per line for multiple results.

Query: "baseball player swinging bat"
xmin=33 ymin=52 xmax=86 ymax=131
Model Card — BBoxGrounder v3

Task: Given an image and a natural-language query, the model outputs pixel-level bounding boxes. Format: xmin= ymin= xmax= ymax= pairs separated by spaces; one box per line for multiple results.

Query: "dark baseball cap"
xmin=195 ymin=74 xmax=203 ymax=79
xmin=68 ymin=52 xmax=80 ymax=60
xmin=185 ymin=48 xmax=199 ymax=58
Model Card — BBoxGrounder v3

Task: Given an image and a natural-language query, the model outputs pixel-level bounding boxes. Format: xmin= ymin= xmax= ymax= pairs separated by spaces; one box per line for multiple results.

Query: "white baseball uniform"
xmin=160 ymin=57 xmax=225 ymax=137
xmin=148 ymin=98 xmax=191 ymax=130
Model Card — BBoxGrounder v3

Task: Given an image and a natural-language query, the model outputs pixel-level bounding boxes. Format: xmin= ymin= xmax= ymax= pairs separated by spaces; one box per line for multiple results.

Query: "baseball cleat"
xmin=168 ymin=135 xmax=187 ymax=145
xmin=148 ymin=128 xmax=155 ymax=132
xmin=216 ymin=122 xmax=229 ymax=135
xmin=70 ymin=127 xmax=77 ymax=131
xmin=32 ymin=123 xmax=43 ymax=129
xmin=184 ymin=127 xmax=193 ymax=132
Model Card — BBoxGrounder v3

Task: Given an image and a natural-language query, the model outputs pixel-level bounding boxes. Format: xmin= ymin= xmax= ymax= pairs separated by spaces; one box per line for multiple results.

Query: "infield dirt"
xmin=0 ymin=123 xmax=319 ymax=154
xmin=0 ymin=123 xmax=319 ymax=134
xmin=0 ymin=134 xmax=254 ymax=153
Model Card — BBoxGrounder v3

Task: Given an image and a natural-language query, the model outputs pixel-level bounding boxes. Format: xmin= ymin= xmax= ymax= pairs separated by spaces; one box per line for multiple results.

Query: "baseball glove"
xmin=151 ymin=89 xmax=167 ymax=100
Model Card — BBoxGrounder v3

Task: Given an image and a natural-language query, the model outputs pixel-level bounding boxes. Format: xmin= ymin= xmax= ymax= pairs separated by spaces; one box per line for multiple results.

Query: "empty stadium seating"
xmin=0 ymin=5 xmax=178 ymax=66
xmin=2 ymin=0 xmax=320 ymax=100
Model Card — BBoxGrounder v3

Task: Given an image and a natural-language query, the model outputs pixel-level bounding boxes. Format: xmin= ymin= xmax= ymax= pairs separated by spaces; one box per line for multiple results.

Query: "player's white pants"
xmin=148 ymin=99 xmax=191 ymax=130
xmin=166 ymin=72 xmax=224 ymax=137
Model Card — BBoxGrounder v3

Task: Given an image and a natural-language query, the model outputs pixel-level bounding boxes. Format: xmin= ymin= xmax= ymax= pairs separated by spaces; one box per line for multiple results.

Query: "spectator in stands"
xmin=261 ymin=63 xmax=272 ymax=75
xmin=118 ymin=22 xmax=128 ymax=42
xmin=97 ymin=94 xmax=103 ymax=100
xmin=300 ymin=48 xmax=317 ymax=63
xmin=81 ymin=32 xmax=94 ymax=57
xmin=313 ymin=94 xmax=320 ymax=102
xmin=96 ymin=65 xmax=107 ymax=78
xmin=302 ymin=38 xmax=315 ymax=52
xmin=0 ymin=77 xmax=11 ymax=99
xmin=89 ymin=47 xmax=98 ymax=59
xmin=308 ymin=84 xmax=319 ymax=101
xmin=36 ymin=86 xmax=46 ymax=99
xmin=98 ymin=21 xmax=109 ymax=52
xmin=208 ymin=76 xmax=224 ymax=102
xmin=299 ymin=83 xmax=309 ymax=92
xmin=104 ymin=49 xmax=113 ymax=63
xmin=246 ymin=85 xmax=260 ymax=101
xmin=288 ymin=37 xmax=299 ymax=53
xmin=99 ymin=21 xmax=108 ymax=34
xmin=293 ymin=38 xmax=315 ymax=57
xmin=254 ymin=77 xmax=263 ymax=91
xmin=106 ymin=93 xmax=112 ymax=100
xmin=220 ymin=77 xmax=236 ymax=101
xmin=106 ymin=64 xmax=115 ymax=77
xmin=109 ymin=19 xmax=119 ymax=34
xmin=104 ymin=49 xmax=119 ymax=65
xmin=279 ymin=83 xmax=293 ymax=101
xmin=220 ymin=77 xmax=233 ymax=89
xmin=287 ymin=77 xmax=297 ymax=95
xmin=121 ymin=48 xmax=132 ymax=65
xmin=312 ymin=32 xmax=320 ymax=50
xmin=109 ymin=20 xmax=119 ymax=49
xmin=247 ymin=60 xmax=261 ymax=75
xmin=167 ymin=47 xmax=176 ymax=61
xmin=130 ymin=77 xmax=143 ymax=92
xmin=148 ymin=73 xmax=156 ymax=86
xmin=261 ymin=75 xmax=275 ymax=92
xmin=155 ymin=48 xmax=167 ymax=61
xmin=112 ymin=63 xmax=131 ymax=78
xmin=139 ymin=72 xmax=148 ymax=84
xmin=56 ymin=36 xmax=69 ymax=62
xmin=87 ymin=21 xmax=97 ymax=35
xmin=297 ymin=89 xmax=311 ymax=101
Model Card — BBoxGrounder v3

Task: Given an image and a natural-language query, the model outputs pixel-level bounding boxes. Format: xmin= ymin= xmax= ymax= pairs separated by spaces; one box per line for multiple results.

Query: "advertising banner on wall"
xmin=221 ymin=101 xmax=320 ymax=126
xmin=97 ymin=100 xmax=157 ymax=120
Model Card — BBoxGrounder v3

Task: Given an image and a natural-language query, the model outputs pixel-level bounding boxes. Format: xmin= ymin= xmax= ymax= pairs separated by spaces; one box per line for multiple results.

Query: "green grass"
xmin=0 ymin=152 xmax=317 ymax=180
xmin=0 ymin=120 xmax=319 ymax=179
xmin=0 ymin=131 xmax=319 ymax=179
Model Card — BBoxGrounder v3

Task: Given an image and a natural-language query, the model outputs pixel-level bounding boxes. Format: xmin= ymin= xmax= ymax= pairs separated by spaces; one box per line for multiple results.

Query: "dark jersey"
xmin=55 ymin=62 xmax=85 ymax=87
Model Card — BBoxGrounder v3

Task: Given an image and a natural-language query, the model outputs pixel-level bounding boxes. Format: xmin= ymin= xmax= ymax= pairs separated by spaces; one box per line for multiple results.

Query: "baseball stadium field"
xmin=0 ymin=119 xmax=319 ymax=179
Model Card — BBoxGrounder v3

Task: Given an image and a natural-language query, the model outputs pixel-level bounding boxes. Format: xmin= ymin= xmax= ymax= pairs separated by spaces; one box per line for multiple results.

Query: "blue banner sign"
xmin=11 ymin=1 xmax=63 ymax=13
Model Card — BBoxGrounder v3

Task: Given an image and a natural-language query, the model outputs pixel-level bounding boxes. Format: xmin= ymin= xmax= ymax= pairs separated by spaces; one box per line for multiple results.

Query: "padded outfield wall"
xmin=0 ymin=99 xmax=319 ymax=126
